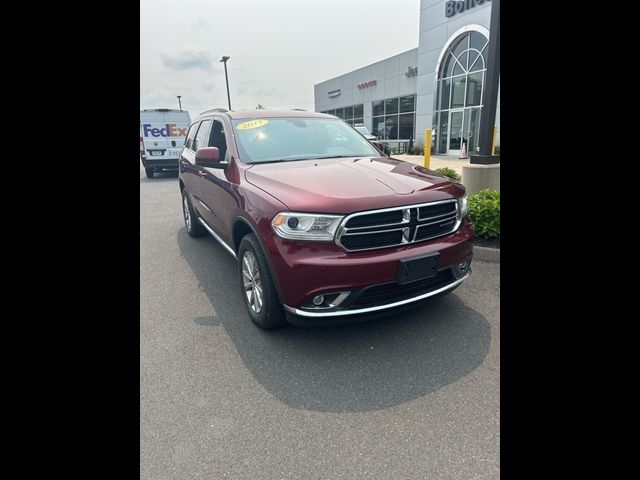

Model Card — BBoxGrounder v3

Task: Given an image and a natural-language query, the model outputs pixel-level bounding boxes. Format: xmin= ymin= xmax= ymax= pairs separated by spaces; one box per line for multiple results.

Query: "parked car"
xmin=179 ymin=110 xmax=473 ymax=328
xmin=354 ymin=125 xmax=376 ymax=141
xmin=354 ymin=125 xmax=390 ymax=155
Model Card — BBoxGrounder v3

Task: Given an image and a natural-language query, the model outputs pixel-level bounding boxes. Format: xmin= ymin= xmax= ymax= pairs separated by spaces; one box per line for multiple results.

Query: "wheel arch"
xmin=232 ymin=216 xmax=285 ymax=302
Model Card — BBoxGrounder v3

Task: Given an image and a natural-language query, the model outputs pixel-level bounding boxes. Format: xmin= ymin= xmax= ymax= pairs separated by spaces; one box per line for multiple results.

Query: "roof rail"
xmin=291 ymin=108 xmax=307 ymax=111
xmin=200 ymin=107 xmax=229 ymax=115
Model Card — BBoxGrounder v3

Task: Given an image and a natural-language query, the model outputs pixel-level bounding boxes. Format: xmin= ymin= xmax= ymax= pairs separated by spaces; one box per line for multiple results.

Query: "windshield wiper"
xmin=253 ymin=157 xmax=309 ymax=164
xmin=251 ymin=154 xmax=369 ymax=164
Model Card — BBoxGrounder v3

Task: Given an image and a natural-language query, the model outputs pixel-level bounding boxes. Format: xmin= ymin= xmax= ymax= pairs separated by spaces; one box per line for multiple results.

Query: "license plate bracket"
xmin=397 ymin=253 xmax=439 ymax=285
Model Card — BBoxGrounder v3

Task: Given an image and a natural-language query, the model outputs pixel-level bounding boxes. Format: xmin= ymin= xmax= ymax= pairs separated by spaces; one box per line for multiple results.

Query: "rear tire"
xmin=181 ymin=189 xmax=206 ymax=237
xmin=145 ymin=167 xmax=155 ymax=178
xmin=238 ymin=234 xmax=287 ymax=329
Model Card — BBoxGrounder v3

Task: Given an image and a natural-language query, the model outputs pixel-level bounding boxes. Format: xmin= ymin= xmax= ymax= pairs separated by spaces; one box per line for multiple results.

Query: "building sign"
xmin=328 ymin=89 xmax=341 ymax=98
xmin=405 ymin=66 xmax=418 ymax=78
xmin=357 ymin=80 xmax=377 ymax=89
xmin=445 ymin=0 xmax=491 ymax=18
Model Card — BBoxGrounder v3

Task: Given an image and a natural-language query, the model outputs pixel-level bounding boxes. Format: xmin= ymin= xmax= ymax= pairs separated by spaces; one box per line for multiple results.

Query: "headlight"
xmin=272 ymin=212 xmax=344 ymax=241
xmin=458 ymin=193 xmax=468 ymax=218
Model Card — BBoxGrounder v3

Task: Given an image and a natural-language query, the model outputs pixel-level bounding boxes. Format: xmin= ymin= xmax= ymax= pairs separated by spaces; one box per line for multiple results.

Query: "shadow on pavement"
xmin=140 ymin=171 xmax=179 ymax=183
xmin=178 ymin=228 xmax=491 ymax=413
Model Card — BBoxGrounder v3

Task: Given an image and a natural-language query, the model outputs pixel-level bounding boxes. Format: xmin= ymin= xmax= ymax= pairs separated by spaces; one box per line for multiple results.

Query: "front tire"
xmin=145 ymin=167 xmax=155 ymax=178
xmin=181 ymin=189 xmax=206 ymax=237
xmin=238 ymin=234 xmax=287 ymax=329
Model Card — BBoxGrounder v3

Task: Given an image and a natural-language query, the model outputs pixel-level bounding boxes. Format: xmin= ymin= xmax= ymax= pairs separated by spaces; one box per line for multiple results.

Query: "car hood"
xmin=244 ymin=156 xmax=464 ymax=214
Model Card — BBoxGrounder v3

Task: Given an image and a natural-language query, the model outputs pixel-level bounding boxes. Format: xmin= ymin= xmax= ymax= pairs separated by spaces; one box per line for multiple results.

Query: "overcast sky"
xmin=140 ymin=0 xmax=420 ymax=116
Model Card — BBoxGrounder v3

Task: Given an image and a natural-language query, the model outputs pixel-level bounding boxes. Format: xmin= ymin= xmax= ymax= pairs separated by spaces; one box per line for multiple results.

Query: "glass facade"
xmin=320 ymin=95 xmax=416 ymax=141
xmin=321 ymin=104 xmax=363 ymax=126
xmin=372 ymin=94 xmax=416 ymax=140
xmin=433 ymin=31 xmax=488 ymax=155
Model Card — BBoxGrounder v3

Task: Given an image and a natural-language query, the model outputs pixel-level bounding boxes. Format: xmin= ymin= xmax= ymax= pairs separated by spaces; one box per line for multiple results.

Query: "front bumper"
xmin=284 ymin=269 xmax=470 ymax=320
xmin=264 ymin=220 xmax=474 ymax=319
xmin=141 ymin=157 xmax=179 ymax=169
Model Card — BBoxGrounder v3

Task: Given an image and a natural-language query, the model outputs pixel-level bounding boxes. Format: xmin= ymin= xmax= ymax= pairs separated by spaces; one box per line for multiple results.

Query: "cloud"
xmin=191 ymin=18 xmax=208 ymax=30
xmin=237 ymin=80 xmax=282 ymax=98
xmin=161 ymin=47 xmax=216 ymax=71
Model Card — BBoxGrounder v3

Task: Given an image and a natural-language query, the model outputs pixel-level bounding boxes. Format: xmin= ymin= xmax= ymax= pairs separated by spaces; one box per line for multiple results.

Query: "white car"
xmin=354 ymin=125 xmax=376 ymax=141
xmin=354 ymin=125 xmax=390 ymax=154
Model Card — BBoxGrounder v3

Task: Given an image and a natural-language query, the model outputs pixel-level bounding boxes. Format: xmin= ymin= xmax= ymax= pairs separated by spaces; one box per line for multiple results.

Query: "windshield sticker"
xmin=236 ymin=119 xmax=269 ymax=130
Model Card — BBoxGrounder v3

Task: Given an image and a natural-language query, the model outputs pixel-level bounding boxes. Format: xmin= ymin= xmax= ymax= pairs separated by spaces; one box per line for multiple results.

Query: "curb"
xmin=473 ymin=246 xmax=500 ymax=263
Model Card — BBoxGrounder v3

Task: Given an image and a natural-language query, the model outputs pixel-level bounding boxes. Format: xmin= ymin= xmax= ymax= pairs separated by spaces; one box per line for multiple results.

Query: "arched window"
xmin=433 ymin=31 xmax=488 ymax=155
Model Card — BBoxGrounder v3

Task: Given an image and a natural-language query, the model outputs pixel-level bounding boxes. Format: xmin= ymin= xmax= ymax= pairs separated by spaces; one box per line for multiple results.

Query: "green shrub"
xmin=409 ymin=145 xmax=424 ymax=155
xmin=434 ymin=167 xmax=461 ymax=182
xmin=468 ymin=189 xmax=500 ymax=239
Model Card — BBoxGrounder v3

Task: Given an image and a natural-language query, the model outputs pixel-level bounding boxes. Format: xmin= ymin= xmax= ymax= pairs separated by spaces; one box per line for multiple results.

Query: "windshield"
xmin=231 ymin=117 xmax=381 ymax=164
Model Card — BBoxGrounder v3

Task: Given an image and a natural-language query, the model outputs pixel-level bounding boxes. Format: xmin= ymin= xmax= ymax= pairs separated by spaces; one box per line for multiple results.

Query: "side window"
xmin=185 ymin=122 xmax=199 ymax=150
xmin=193 ymin=119 xmax=213 ymax=151
xmin=211 ymin=120 xmax=229 ymax=161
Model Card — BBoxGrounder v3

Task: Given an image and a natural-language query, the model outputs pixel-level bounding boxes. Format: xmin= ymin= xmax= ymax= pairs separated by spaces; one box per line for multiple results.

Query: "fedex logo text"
xmin=142 ymin=123 xmax=187 ymax=137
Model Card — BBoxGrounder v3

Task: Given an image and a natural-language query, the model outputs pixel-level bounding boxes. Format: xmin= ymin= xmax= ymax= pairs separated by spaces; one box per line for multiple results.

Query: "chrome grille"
xmin=336 ymin=200 xmax=460 ymax=252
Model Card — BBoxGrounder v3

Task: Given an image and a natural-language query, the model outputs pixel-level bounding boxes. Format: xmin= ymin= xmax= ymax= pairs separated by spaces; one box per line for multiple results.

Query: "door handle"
xmin=197 ymin=170 xmax=207 ymax=177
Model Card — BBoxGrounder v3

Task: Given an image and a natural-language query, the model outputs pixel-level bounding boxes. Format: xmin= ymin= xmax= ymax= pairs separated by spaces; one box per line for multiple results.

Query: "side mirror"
xmin=195 ymin=147 xmax=226 ymax=168
xmin=371 ymin=141 xmax=388 ymax=156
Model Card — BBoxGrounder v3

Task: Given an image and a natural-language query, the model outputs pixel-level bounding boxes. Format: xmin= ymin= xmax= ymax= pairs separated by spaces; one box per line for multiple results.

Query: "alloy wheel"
xmin=242 ymin=251 xmax=263 ymax=313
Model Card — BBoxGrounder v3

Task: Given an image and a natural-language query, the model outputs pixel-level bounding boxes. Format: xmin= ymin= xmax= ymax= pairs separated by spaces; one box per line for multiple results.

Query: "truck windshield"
xmin=231 ymin=117 xmax=380 ymax=164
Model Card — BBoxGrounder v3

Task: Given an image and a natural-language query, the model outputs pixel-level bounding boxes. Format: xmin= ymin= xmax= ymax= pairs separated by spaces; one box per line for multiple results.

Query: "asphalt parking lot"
xmin=140 ymin=166 xmax=500 ymax=479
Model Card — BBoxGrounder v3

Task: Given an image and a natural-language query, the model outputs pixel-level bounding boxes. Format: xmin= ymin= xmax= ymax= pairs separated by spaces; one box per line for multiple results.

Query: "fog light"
xmin=312 ymin=295 xmax=325 ymax=306
xmin=453 ymin=259 xmax=471 ymax=279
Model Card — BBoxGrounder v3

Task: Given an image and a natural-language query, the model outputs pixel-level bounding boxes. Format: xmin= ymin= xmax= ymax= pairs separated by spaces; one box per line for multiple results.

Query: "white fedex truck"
xmin=140 ymin=109 xmax=191 ymax=178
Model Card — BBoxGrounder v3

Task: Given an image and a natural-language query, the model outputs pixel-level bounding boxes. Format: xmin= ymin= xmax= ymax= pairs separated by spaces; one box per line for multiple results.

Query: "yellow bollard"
xmin=491 ymin=124 xmax=497 ymax=155
xmin=424 ymin=129 xmax=432 ymax=169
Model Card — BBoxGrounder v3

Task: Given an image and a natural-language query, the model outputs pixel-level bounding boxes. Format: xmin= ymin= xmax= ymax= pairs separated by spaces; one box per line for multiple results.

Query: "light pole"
xmin=177 ymin=95 xmax=182 ymax=110
xmin=471 ymin=0 xmax=500 ymax=164
xmin=220 ymin=56 xmax=231 ymax=110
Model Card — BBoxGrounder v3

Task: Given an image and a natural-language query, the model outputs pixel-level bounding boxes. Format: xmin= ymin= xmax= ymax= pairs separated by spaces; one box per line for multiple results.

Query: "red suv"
xmin=179 ymin=109 xmax=473 ymax=328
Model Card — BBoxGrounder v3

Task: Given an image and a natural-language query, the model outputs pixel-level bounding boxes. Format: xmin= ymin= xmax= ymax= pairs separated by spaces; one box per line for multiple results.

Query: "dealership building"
xmin=314 ymin=0 xmax=499 ymax=156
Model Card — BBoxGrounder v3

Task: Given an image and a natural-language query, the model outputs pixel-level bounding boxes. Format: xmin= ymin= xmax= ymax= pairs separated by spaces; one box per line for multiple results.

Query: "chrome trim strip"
xmin=414 ymin=213 xmax=458 ymax=227
xmin=345 ymin=208 xmax=411 ymax=231
xmin=283 ymin=272 xmax=470 ymax=318
xmin=342 ymin=199 xmax=457 ymax=221
xmin=197 ymin=217 xmax=237 ymax=259
xmin=344 ymin=208 xmax=458 ymax=235
xmin=342 ymin=227 xmax=406 ymax=236
xmin=197 ymin=199 xmax=212 ymax=212
xmin=414 ymin=218 xmax=461 ymax=242
xmin=417 ymin=205 xmax=458 ymax=221
xmin=331 ymin=291 xmax=351 ymax=307
xmin=300 ymin=291 xmax=352 ymax=310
